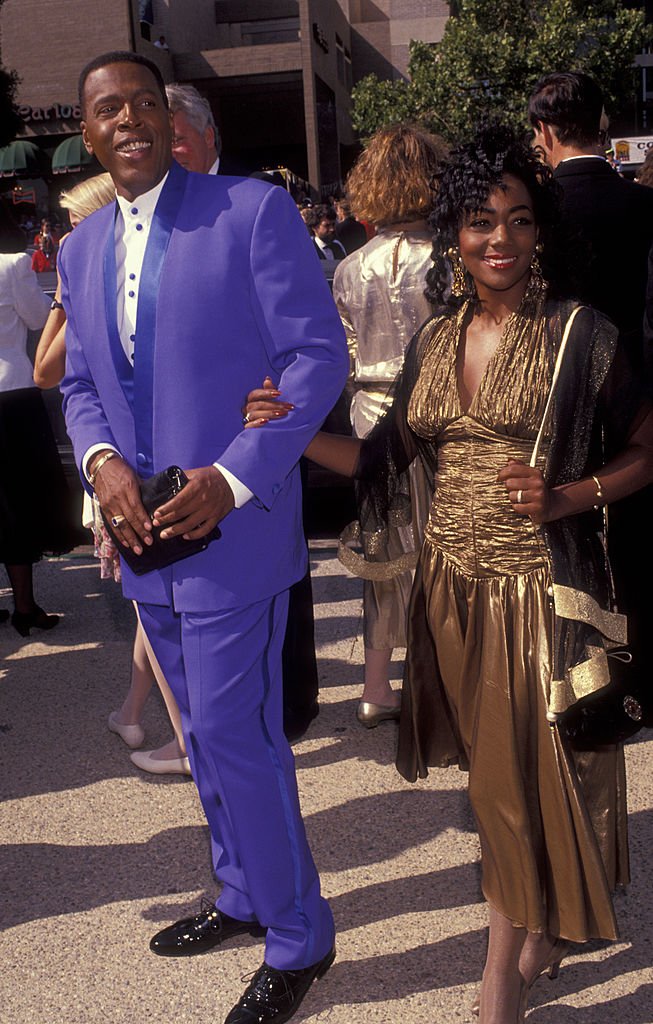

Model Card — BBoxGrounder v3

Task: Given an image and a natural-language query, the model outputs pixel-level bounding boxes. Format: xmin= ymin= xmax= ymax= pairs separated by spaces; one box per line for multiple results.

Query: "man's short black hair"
xmin=528 ymin=71 xmax=603 ymax=148
xmin=79 ymin=51 xmax=168 ymax=114
xmin=313 ymin=203 xmax=336 ymax=223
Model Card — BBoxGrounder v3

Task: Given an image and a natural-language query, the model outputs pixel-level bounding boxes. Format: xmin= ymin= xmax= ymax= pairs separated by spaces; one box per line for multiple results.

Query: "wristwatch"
xmin=50 ymin=300 xmax=64 ymax=311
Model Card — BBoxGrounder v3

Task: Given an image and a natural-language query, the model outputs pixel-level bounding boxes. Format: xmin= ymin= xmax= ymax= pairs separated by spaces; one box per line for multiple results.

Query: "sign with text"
xmin=612 ymin=136 xmax=653 ymax=164
xmin=19 ymin=103 xmax=82 ymax=123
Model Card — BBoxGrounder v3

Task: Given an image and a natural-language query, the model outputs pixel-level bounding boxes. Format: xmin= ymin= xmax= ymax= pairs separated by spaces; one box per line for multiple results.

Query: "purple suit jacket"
xmin=59 ymin=163 xmax=348 ymax=610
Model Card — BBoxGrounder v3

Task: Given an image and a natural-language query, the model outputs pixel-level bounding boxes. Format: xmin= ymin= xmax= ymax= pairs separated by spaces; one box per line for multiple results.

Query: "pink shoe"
xmin=130 ymin=750 xmax=191 ymax=776
xmin=108 ymin=712 xmax=145 ymax=749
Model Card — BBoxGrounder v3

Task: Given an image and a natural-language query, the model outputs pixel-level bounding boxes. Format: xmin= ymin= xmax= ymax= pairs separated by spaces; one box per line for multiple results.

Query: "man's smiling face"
xmin=81 ymin=61 xmax=172 ymax=201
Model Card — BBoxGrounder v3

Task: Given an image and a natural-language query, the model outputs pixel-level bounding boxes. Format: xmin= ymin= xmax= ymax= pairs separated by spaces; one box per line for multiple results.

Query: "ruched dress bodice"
xmin=425 ymin=419 xmax=546 ymax=576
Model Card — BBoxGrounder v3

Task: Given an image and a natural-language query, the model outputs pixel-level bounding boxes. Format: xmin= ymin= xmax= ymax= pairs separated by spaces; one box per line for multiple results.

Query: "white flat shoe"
xmin=130 ymin=750 xmax=192 ymax=776
xmin=108 ymin=712 xmax=145 ymax=749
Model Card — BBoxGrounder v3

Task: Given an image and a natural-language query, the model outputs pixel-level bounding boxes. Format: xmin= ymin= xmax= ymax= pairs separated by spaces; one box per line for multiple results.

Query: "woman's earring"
xmin=447 ymin=246 xmax=467 ymax=298
xmin=527 ymin=241 xmax=546 ymax=298
xmin=531 ymin=240 xmax=544 ymax=273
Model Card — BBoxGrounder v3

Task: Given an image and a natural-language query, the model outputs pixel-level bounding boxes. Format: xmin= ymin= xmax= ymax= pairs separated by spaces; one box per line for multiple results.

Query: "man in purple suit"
xmin=60 ymin=51 xmax=348 ymax=1024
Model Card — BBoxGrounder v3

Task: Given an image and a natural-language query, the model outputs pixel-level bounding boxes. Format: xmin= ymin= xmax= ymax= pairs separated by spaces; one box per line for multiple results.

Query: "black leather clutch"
xmin=102 ymin=465 xmax=221 ymax=576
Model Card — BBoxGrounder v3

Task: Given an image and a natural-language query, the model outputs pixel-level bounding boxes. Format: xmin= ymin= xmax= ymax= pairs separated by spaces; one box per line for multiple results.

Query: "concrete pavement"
xmin=1 ymin=545 xmax=652 ymax=1023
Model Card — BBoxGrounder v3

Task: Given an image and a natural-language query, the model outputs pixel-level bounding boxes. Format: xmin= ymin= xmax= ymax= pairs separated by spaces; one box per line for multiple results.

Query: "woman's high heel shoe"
xmin=471 ymin=940 xmax=568 ymax=1017
xmin=11 ymin=606 xmax=60 ymax=637
xmin=518 ymin=940 xmax=569 ymax=1019
xmin=356 ymin=700 xmax=401 ymax=728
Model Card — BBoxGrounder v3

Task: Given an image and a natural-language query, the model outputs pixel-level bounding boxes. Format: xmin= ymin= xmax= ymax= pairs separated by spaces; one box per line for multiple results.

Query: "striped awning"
xmin=52 ymin=134 xmax=95 ymax=174
xmin=0 ymin=139 xmax=42 ymax=177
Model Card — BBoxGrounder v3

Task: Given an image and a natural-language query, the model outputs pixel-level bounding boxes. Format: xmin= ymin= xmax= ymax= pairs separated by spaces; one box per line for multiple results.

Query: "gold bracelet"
xmin=89 ymin=450 xmax=121 ymax=488
xmin=592 ymin=474 xmax=604 ymax=510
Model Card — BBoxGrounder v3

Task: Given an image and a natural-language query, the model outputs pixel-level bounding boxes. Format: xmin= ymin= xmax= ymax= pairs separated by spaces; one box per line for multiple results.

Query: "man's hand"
xmin=91 ymin=452 xmax=153 ymax=554
xmin=152 ymin=466 xmax=235 ymax=540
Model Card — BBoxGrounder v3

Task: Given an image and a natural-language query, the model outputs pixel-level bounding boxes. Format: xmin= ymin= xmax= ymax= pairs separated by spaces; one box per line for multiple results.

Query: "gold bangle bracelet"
xmin=89 ymin=450 xmax=121 ymax=488
xmin=592 ymin=474 xmax=604 ymax=510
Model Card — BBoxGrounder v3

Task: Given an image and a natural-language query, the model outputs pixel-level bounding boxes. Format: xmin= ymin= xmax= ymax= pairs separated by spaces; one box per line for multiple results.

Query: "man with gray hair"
xmin=166 ymin=83 xmax=221 ymax=174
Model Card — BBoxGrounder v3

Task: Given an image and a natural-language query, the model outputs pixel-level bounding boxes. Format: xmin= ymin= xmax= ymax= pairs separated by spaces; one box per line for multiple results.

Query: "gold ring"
xmin=110 ymin=514 xmax=126 ymax=528
xmin=242 ymin=412 xmax=251 ymax=425
xmin=516 ymin=489 xmax=524 ymax=504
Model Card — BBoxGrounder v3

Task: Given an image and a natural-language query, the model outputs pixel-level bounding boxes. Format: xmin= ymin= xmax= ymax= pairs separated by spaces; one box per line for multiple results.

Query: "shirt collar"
xmin=208 ymin=156 xmax=220 ymax=175
xmin=314 ymin=235 xmax=330 ymax=250
xmin=559 ymin=155 xmax=607 ymax=165
xmin=115 ymin=171 xmax=170 ymax=222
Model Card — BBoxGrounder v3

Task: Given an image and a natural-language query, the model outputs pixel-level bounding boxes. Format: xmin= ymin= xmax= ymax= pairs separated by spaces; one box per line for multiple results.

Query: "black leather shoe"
xmin=11 ymin=606 xmax=59 ymax=638
xmin=283 ymin=701 xmax=319 ymax=743
xmin=224 ymin=946 xmax=335 ymax=1023
xmin=150 ymin=902 xmax=265 ymax=957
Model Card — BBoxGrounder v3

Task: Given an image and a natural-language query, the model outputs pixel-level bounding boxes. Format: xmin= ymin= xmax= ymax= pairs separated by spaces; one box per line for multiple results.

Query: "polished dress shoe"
xmin=283 ymin=700 xmax=319 ymax=743
xmin=224 ymin=946 xmax=335 ymax=1023
xmin=11 ymin=606 xmax=59 ymax=638
xmin=150 ymin=903 xmax=265 ymax=957
xmin=108 ymin=711 xmax=145 ymax=749
xmin=130 ymin=749 xmax=191 ymax=775
xmin=356 ymin=700 xmax=401 ymax=729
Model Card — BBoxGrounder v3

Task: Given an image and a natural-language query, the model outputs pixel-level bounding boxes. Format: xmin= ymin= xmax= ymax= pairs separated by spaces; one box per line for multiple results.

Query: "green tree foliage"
xmin=0 ymin=0 xmax=22 ymax=149
xmin=351 ymin=0 xmax=650 ymax=143
xmin=0 ymin=65 xmax=22 ymax=148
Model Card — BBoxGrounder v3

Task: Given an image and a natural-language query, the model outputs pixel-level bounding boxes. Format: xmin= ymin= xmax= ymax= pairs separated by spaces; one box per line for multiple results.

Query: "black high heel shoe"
xmin=11 ymin=607 xmax=60 ymax=637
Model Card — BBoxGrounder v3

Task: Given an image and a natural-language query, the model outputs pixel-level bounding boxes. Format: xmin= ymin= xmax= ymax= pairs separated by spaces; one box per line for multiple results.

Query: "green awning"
xmin=52 ymin=134 xmax=94 ymax=174
xmin=0 ymin=139 xmax=42 ymax=177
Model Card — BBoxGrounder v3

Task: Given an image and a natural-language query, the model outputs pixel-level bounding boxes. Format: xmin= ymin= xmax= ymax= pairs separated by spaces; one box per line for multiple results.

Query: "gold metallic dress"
xmin=402 ymin=310 xmax=628 ymax=942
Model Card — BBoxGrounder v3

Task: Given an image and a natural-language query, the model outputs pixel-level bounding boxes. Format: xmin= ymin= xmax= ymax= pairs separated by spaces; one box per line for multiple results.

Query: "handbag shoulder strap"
xmin=530 ymin=305 xmax=585 ymax=469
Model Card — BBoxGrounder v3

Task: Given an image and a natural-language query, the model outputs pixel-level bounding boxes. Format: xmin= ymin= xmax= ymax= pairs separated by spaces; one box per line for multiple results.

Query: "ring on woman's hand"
xmin=516 ymin=489 xmax=524 ymax=505
xmin=111 ymin=514 xmax=126 ymax=528
xmin=242 ymin=412 xmax=251 ymax=425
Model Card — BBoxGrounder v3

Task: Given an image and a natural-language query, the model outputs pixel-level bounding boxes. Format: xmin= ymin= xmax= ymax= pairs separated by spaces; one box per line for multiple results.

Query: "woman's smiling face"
xmin=458 ymin=174 xmax=537 ymax=300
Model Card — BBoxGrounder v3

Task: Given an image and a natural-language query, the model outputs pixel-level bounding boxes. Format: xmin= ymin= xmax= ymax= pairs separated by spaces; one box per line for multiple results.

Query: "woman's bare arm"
xmin=34 ymin=319 xmax=66 ymax=388
xmin=33 ymin=264 xmax=67 ymax=389
xmin=498 ymin=407 xmax=653 ymax=523
xmin=305 ymin=432 xmax=361 ymax=478
xmin=243 ymin=377 xmax=362 ymax=477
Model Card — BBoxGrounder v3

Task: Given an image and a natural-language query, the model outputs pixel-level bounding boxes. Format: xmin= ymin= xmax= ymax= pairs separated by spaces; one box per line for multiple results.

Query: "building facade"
xmin=0 ymin=0 xmax=447 ymax=200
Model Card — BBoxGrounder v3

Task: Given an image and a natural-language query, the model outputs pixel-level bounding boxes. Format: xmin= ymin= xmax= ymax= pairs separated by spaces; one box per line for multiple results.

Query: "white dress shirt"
xmin=314 ymin=235 xmax=345 ymax=260
xmin=84 ymin=172 xmax=251 ymax=507
xmin=0 ymin=253 xmax=50 ymax=391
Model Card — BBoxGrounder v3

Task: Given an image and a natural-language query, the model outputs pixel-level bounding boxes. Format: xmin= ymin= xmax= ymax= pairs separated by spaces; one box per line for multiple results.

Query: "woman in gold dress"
xmin=245 ymin=125 xmax=653 ymax=1022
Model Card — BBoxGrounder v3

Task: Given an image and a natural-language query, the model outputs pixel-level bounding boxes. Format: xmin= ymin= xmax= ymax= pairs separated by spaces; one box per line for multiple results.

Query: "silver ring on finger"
xmin=111 ymin=514 xmax=126 ymax=528
xmin=516 ymin=489 xmax=524 ymax=505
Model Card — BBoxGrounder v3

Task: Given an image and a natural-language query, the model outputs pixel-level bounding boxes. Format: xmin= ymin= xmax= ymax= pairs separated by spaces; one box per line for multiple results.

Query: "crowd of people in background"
xmin=2 ymin=55 xmax=653 ymax=1024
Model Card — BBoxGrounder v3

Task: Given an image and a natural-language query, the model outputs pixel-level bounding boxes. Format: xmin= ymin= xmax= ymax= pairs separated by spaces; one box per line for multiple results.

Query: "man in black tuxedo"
xmin=334 ymin=199 xmax=368 ymax=255
xmin=529 ymin=71 xmax=653 ymax=703
xmin=529 ymin=72 xmax=653 ymax=377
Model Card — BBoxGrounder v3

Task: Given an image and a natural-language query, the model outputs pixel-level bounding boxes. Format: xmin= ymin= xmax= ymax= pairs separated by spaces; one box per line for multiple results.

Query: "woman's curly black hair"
xmin=425 ymin=122 xmax=576 ymax=309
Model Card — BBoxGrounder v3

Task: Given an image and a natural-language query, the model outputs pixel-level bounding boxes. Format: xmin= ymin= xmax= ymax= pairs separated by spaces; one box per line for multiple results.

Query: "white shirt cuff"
xmin=213 ymin=462 xmax=253 ymax=508
xmin=83 ymin=443 xmax=121 ymax=483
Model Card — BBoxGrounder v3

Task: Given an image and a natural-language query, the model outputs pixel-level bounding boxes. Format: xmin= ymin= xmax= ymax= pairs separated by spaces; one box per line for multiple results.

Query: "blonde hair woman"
xmin=33 ymin=174 xmax=114 ymax=388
